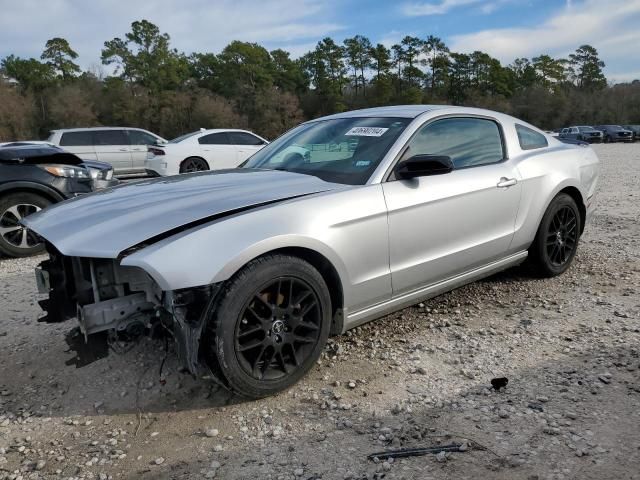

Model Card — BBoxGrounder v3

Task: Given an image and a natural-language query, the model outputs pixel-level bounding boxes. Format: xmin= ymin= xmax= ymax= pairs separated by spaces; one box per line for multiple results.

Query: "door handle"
xmin=497 ymin=177 xmax=517 ymax=188
xmin=118 ymin=148 xmax=128 ymax=152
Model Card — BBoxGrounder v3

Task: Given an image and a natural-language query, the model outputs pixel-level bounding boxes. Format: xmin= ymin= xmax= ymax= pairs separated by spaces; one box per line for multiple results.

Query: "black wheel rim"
xmin=546 ymin=206 xmax=578 ymax=266
xmin=0 ymin=203 xmax=42 ymax=249
xmin=234 ymin=276 xmax=321 ymax=381
xmin=182 ymin=159 xmax=206 ymax=172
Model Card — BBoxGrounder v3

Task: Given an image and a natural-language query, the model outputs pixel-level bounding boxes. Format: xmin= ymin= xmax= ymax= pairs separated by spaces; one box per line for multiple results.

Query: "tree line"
xmin=1 ymin=19 xmax=639 ymax=142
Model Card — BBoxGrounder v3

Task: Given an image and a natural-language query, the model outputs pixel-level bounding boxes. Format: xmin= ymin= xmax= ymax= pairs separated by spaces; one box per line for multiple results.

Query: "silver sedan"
xmin=24 ymin=105 xmax=599 ymax=398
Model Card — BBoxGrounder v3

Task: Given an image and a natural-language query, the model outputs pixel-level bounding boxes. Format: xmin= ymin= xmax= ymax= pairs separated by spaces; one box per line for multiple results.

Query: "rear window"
xmin=229 ymin=132 xmax=264 ymax=145
xmin=516 ymin=124 xmax=548 ymax=150
xmin=94 ymin=130 xmax=129 ymax=145
xmin=59 ymin=131 xmax=93 ymax=146
xmin=199 ymin=133 xmax=231 ymax=145
xmin=128 ymin=130 xmax=159 ymax=145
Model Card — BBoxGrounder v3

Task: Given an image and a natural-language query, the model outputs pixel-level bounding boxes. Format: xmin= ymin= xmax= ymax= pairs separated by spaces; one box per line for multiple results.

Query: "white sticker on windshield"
xmin=345 ymin=127 xmax=389 ymax=137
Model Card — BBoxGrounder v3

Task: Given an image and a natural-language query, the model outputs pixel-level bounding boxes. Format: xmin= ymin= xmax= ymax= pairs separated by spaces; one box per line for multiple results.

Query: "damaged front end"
xmin=36 ymin=244 xmax=219 ymax=374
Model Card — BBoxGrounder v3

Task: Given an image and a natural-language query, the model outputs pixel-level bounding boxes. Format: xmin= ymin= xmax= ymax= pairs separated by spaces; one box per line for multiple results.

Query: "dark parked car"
xmin=594 ymin=125 xmax=634 ymax=143
xmin=622 ymin=125 xmax=640 ymax=141
xmin=559 ymin=126 xmax=603 ymax=143
xmin=0 ymin=144 xmax=117 ymax=257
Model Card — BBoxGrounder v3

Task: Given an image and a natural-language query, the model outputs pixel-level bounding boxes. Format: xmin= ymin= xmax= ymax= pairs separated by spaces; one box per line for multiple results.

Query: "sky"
xmin=0 ymin=0 xmax=638 ymax=83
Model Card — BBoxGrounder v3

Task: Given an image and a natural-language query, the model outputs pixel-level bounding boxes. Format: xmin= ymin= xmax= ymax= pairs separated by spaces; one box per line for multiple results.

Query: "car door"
xmin=127 ymin=130 xmax=161 ymax=172
xmin=93 ymin=129 xmax=132 ymax=173
xmin=228 ymin=131 xmax=267 ymax=163
xmin=198 ymin=132 xmax=238 ymax=169
xmin=570 ymin=127 xmax=580 ymax=139
xmin=382 ymin=116 xmax=522 ymax=296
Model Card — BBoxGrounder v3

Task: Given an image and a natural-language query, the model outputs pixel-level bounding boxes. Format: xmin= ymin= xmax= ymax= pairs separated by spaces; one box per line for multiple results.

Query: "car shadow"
xmin=123 ymin=342 xmax=640 ymax=479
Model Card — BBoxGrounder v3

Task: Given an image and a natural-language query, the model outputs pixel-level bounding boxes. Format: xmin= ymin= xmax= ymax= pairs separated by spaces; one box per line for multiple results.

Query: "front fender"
xmin=120 ymin=185 xmax=391 ymax=314
xmin=209 ymin=234 xmax=350 ymax=286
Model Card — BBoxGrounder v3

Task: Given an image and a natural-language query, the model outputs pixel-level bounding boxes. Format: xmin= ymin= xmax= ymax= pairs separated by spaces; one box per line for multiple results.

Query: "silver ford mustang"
xmin=24 ymin=106 xmax=599 ymax=398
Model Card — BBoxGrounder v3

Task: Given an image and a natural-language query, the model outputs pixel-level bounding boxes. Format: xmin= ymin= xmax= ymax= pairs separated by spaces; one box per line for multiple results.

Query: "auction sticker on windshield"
xmin=345 ymin=127 xmax=389 ymax=137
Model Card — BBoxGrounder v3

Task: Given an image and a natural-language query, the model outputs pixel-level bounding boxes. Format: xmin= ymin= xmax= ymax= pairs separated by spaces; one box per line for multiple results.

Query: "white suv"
xmin=47 ymin=127 xmax=167 ymax=175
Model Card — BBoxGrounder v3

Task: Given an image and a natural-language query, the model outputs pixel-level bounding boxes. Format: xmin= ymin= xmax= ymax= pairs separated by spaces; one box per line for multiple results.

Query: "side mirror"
xmin=394 ymin=154 xmax=454 ymax=180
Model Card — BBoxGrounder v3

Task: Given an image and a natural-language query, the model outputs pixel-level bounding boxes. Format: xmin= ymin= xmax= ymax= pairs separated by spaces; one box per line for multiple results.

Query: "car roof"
xmin=50 ymin=127 xmax=154 ymax=133
xmin=196 ymin=129 xmax=258 ymax=135
xmin=313 ymin=104 xmax=541 ymax=126
xmin=316 ymin=105 xmax=451 ymax=120
xmin=309 ymin=105 xmax=547 ymax=134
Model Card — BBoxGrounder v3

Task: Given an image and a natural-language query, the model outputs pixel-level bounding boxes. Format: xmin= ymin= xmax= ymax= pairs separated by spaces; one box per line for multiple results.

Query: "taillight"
xmin=148 ymin=147 xmax=165 ymax=156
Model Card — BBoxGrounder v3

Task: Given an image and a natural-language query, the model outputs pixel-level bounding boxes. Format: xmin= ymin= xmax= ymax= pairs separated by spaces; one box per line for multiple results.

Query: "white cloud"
xmin=449 ymin=0 xmax=640 ymax=81
xmin=0 ymin=0 xmax=344 ymax=68
xmin=401 ymin=0 xmax=483 ymax=16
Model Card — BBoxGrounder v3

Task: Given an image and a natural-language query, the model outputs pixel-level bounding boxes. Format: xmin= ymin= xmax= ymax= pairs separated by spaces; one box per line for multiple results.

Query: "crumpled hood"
xmin=23 ymin=169 xmax=343 ymax=258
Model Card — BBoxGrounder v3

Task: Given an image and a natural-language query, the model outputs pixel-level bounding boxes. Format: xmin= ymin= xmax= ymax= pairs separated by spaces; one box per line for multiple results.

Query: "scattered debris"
xmin=491 ymin=377 xmax=509 ymax=390
xmin=368 ymin=443 xmax=465 ymax=460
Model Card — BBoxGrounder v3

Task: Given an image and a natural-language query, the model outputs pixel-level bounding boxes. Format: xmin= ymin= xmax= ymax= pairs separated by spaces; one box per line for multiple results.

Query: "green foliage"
xmin=41 ymin=37 xmax=80 ymax=80
xmin=1 ymin=55 xmax=55 ymax=92
xmin=101 ymin=20 xmax=190 ymax=92
xmin=1 ymin=21 xmax=635 ymax=141
xmin=569 ymin=45 xmax=607 ymax=90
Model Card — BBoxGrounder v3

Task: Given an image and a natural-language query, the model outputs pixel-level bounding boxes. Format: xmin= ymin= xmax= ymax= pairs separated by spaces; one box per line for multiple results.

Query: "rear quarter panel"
xmin=510 ymin=141 xmax=598 ymax=252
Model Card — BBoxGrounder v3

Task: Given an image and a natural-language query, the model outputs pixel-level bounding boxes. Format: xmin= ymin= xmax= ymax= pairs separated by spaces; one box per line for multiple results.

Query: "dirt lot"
xmin=1 ymin=143 xmax=639 ymax=480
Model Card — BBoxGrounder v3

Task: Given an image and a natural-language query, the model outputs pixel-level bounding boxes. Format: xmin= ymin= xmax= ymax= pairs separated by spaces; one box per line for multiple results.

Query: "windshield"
xmin=169 ymin=132 xmax=200 ymax=144
xmin=242 ymin=117 xmax=411 ymax=185
xmin=578 ymin=127 xmax=595 ymax=132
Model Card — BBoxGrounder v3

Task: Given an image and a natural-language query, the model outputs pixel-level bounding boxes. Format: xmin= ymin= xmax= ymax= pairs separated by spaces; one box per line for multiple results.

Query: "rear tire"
xmin=179 ymin=157 xmax=209 ymax=173
xmin=203 ymin=254 xmax=332 ymax=398
xmin=528 ymin=193 xmax=581 ymax=277
xmin=0 ymin=192 xmax=51 ymax=257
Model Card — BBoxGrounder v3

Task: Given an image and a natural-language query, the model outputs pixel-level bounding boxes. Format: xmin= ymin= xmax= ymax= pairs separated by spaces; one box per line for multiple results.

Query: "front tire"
xmin=529 ymin=193 xmax=581 ymax=277
xmin=0 ymin=192 xmax=51 ymax=257
xmin=179 ymin=157 xmax=209 ymax=173
xmin=203 ymin=254 xmax=332 ymax=398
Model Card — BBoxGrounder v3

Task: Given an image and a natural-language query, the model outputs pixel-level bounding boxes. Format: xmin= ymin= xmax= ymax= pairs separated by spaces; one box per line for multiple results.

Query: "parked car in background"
xmin=594 ymin=125 xmax=633 ymax=143
xmin=0 ymin=144 xmax=117 ymax=257
xmin=145 ymin=129 xmax=268 ymax=176
xmin=622 ymin=125 xmax=640 ymax=141
xmin=0 ymin=141 xmax=54 ymax=148
xmin=559 ymin=126 xmax=603 ymax=143
xmin=46 ymin=127 xmax=167 ymax=175
xmin=27 ymin=105 xmax=598 ymax=398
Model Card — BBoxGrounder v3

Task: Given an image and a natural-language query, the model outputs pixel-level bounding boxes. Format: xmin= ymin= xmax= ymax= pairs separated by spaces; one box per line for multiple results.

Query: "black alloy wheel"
xmin=204 ymin=254 xmax=331 ymax=398
xmin=545 ymin=205 xmax=578 ymax=267
xmin=180 ymin=157 xmax=209 ymax=173
xmin=529 ymin=193 xmax=582 ymax=277
xmin=235 ymin=277 xmax=322 ymax=381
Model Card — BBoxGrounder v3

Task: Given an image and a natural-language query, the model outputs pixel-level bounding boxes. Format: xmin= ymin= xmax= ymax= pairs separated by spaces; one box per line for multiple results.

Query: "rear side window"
xmin=516 ymin=124 xmax=548 ymax=150
xmin=59 ymin=131 xmax=93 ymax=146
xmin=128 ymin=130 xmax=158 ymax=145
xmin=229 ymin=132 xmax=264 ymax=145
xmin=407 ymin=117 xmax=504 ymax=169
xmin=199 ymin=133 xmax=231 ymax=145
xmin=94 ymin=130 xmax=129 ymax=145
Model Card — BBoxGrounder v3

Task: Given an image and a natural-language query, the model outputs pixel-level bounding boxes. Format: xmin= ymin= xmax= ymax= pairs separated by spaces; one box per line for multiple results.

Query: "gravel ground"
xmin=0 ymin=143 xmax=639 ymax=480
